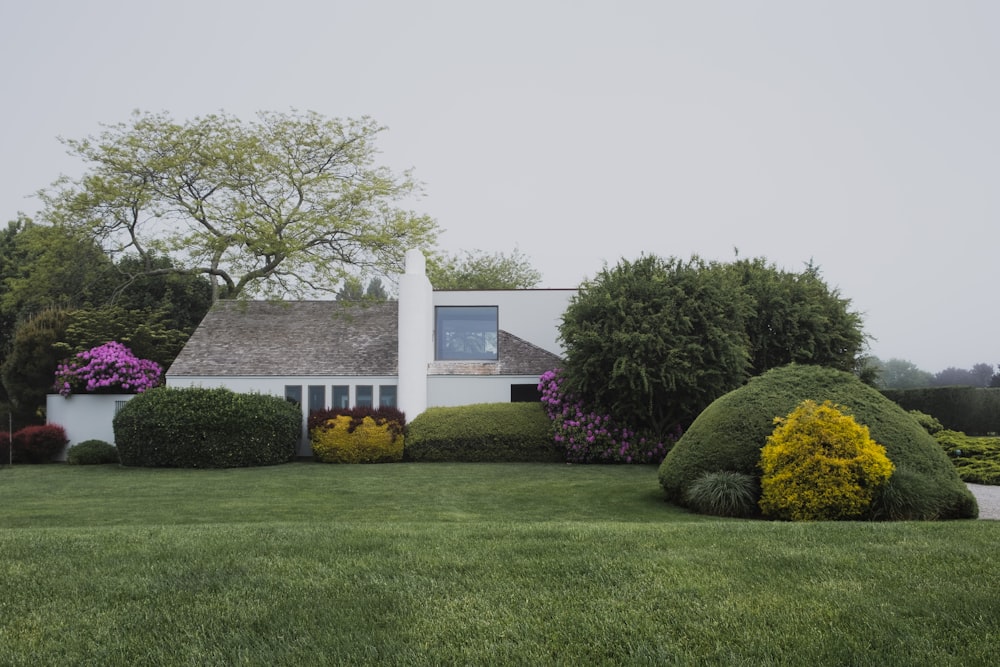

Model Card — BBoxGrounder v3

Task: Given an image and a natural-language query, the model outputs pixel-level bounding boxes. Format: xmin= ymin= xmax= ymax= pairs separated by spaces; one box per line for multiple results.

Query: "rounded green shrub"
xmin=405 ymin=402 xmax=562 ymax=462
xmin=113 ymin=386 xmax=300 ymax=468
xmin=684 ymin=471 xmax=759 ymax=518
xmin=12 ymin=424 xmax=68 ymax=463
xmin=311 ymin=414 xmax=404 ymax=463
xmin=758 ymin=400 xmax=894 ymax=521
xmin=910 ymin=410 xmax=944 ymax=435
xmin=658 ymin=364 xmax=978 ymax=520
xmin=67 ymin=439 xmax=119 ymax=465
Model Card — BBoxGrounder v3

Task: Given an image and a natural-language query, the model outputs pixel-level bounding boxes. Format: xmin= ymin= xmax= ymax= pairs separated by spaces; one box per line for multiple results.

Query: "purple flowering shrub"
xmin=54 ymin=341 xmax=163 ymax=397
xmin=538 ymin=369 xmax=680 ymax=463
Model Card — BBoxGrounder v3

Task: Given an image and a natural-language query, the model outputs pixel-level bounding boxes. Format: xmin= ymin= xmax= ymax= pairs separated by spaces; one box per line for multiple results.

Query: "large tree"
xmin=559 ymin=255 xmax=751 ymax=434
xmin=41 ymin=110 xmax=439 ymax=301
xmin=870 ymin=357 xmax=934 ymax=389
xmin=558 ymin=254 xmax=870 ymax=436
xmin=722 ymin=257 xmax=866 ymax=376
xmin=426 ymin=248 xmax=542 ymax=290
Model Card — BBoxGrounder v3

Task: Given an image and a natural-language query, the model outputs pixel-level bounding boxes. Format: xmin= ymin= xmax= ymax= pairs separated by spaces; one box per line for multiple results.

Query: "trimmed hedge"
xmin=113 ymin=387 xmax=300 ymax=468
xmin=309 ymin=407 xmax=405 ymax=463
xmin=11 ymin=425 xmax=68 ymax=463
xmin=67 ymin=439 xmax=119 ymax=465
xmin=405 ymin=403 xmax=562 ymax=462
xmin=658 ymin=364 xmax=978 ymax=520
xmin=882 ymin=387 xmax=1000 ymax=435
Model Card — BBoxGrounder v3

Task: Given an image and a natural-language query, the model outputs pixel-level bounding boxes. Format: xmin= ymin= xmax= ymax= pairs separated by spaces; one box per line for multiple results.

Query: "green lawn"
xmin=1 ymin=463 xmax=998 ymax=666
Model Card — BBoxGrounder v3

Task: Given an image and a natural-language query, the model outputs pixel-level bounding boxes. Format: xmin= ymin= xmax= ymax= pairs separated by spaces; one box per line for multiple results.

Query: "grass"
xmin=1 ymin=462 xmax=998 ymax=666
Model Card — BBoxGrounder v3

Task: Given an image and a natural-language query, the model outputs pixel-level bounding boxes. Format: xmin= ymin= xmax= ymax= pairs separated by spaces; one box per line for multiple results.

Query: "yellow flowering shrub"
xmin=759 ymin=399 xmax=894 ymax=521
xmin=310 ymin=415 xmax=404 ymax=463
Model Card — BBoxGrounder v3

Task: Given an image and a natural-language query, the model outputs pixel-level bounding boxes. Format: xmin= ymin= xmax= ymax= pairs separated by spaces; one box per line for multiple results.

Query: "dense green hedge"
xmin=405 ymin=403 xmax=562 ymax=462
xmin=113 ymin=387 xmax=300 ymax=468
xmin=659 ymin=365 xmax=977 ymax=520
xmin=881 ymin=387 xmax=1000 ymax=435
xmin=67 ymin=439 xmax=119 ymax=465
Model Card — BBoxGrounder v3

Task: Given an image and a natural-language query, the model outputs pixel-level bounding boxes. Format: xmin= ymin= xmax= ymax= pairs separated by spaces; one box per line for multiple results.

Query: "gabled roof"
xmin=429 ymin=331 xmax=562 ymax=376
xmin=167 ymin=300 xmax=398 ymax=377
xmin=167 ymin=300 xmax=563 ymax=378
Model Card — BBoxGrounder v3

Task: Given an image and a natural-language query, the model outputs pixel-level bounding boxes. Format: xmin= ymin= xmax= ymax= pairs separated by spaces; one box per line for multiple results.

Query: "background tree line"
xmin=868 ymin=357 xmax=1000 ymax=389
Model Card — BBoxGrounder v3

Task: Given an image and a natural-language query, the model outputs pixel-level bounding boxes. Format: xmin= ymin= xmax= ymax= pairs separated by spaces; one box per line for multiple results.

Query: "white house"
xmin=165 ymin=250 xmax=576 ymax=455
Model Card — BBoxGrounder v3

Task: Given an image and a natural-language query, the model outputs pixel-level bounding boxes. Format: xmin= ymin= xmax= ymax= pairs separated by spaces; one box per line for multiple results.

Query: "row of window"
xmin=285 ymin=384 xmax=397 ymax=413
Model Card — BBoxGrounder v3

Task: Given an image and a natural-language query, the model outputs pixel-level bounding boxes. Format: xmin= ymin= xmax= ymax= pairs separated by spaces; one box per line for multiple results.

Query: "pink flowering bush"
xmin=539 ymin=369 xmax=680 ymax=464
xmin=54 ymin=341 xmax=163 ymax=397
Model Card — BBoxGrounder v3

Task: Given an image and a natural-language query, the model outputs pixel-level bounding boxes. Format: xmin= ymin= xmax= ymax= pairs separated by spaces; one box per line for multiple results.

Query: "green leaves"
xmin=559 ymin=253 xmax=868 ymax=437
xmin=42 ymin=110 xmax=440 ymax=300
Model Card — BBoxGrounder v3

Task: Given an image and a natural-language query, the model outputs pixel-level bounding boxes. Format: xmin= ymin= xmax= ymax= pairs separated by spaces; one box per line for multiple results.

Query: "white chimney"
xmin=397 ymin=249 xmax=432 ymax=419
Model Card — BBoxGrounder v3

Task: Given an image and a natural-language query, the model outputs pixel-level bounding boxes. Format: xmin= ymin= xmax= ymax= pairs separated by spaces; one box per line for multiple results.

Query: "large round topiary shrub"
xmin=658 ymin=364 xmax=978 ymax=520
xmin=113 ymin=386 xmax=301 ymax=468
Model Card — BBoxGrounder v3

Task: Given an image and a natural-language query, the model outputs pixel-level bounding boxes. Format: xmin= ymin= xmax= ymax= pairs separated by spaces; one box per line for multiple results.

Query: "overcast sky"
xmin=1 ymin=1 xmax=997 ymax=373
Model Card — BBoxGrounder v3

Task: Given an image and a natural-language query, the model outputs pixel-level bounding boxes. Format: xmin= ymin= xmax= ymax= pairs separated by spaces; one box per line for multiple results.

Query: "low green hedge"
xmin=67 ymin=439 xmax=119 ymax=465
xmin=405 ymin=403 xmax=561 ymax=462
xmin=113 ymin=387 xmax=300 ymax=468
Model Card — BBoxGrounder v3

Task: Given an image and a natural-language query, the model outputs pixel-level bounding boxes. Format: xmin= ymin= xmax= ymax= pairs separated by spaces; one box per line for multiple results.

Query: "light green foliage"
xmin=559 ymin=254 xmax=751 ymax=434
xmin=41 ymin=110 xmax=439 ymax=301
xmin=426 ymin=247 xmax=542 ymax=289
xmin=935 ymin=429 xmax=1000 ymax=485
xmin=405 ymin=403 xmax=562 ymax=462
xmin=759 ymin=400 xmax=894 ymax=521
xmin=311 ymin=415 xmax=403 ymax=463
xmin=659 ymin=364 xmax=977 ymax=520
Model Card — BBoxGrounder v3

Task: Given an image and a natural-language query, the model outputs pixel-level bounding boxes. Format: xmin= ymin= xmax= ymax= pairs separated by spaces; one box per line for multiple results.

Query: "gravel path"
xmin=968 ymin=483 xmax=1000 ymax=520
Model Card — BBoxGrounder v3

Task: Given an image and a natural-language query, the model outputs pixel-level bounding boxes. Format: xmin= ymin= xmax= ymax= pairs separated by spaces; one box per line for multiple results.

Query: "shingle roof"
xmin=167 ymin=300 xmax=563 ymax=378
xmin=167 ymin=300 xmax=399 ymax=377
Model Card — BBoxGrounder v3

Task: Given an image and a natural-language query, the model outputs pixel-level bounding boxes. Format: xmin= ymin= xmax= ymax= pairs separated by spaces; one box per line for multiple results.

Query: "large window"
xmin=435 ymin=306 xmax=498 ymax=360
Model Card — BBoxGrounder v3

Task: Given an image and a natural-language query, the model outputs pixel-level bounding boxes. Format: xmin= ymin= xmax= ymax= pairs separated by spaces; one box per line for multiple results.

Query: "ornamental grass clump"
xmin=758 ymin=399 xmax=894 ymax=521
xmin=54 ymin=341 xmax=162 ymax=396
xmin=684 ymin=470 xmax=759 ymax=518
xmin=538 ymin=369 xmax=678 ymax=463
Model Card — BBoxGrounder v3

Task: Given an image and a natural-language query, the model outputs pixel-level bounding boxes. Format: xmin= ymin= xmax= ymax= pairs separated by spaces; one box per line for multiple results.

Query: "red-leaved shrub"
xmin=12 ymin=424 xmax=68 ymax=463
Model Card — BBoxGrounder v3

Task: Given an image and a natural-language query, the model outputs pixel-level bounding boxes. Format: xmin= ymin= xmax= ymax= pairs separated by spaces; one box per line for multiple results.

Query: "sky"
xmin=1 ymin=1 xmax=998 ymax=374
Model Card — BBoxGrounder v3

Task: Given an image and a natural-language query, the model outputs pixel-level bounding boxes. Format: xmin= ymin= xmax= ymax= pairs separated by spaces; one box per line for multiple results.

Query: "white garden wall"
xmin=46 ymin=393 xmax=136 ymax=461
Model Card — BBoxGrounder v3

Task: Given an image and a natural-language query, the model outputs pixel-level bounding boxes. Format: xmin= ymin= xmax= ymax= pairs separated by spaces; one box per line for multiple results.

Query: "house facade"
xmin=166 ymin=250 xmax=576 ymax=455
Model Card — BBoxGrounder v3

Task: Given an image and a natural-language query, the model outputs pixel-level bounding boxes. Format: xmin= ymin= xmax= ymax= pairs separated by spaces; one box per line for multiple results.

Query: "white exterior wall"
xmin=427 ymin=375 xmax=542 ymax=407
xmin=46 ymin=393 xmax=136 ymax=460
xmin=398 ymin=249 xmax=433 ymax=418
xmin=432 ymin=289 xmax=575 ymax=356
xmin=168 ymin=375 xmax=398 ymax=456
